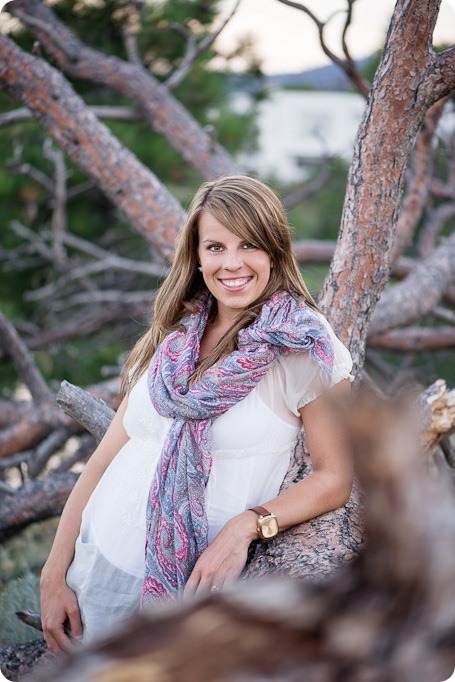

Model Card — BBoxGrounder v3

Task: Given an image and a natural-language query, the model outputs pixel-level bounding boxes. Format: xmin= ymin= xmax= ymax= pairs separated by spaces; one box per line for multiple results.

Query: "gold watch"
xmin=249 ymin=505 xmax=279 ymax=540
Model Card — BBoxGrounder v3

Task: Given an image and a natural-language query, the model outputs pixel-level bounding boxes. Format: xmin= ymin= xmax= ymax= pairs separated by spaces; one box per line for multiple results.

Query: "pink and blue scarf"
xmin=142 ymin=289 xmax=334 ymax=606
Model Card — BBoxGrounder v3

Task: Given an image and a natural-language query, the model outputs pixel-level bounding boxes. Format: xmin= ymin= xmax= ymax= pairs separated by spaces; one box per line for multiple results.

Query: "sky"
xmin=216 ymin=0 xmax=455 ymax=74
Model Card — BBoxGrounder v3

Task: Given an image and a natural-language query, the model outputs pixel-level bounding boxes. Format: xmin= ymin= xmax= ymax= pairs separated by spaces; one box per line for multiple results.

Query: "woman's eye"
xmin=243 ymin=243 xmax=257 ymax=249
xmin=208 ymin=244 xmax=222 ymax=252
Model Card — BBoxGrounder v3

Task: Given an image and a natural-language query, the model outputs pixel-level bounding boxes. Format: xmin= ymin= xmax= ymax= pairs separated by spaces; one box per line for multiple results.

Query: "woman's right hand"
xmin=40 ymin=571 xmax=83 ymax=655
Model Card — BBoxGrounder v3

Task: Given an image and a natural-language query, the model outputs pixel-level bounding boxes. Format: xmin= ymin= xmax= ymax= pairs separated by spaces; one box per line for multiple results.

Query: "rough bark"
xmin=319 ymin=0 xmax=454 ymax=373
xmin=0 ymin=33 xmax=184 ymax=260
xmin=369 ymin=231 xmax=455 ymax=336
xmin=0 ymin=639 xmax=49 ymax=682
xmin=26 ymin=394 xmax=455 ymax=682
xmin=0 ymin=472 xmax=78 ymax=541
xmin=56 ymin=381 xmax=115 ymax=442
xmin=10 ymin=0 xmax=240 ymax=182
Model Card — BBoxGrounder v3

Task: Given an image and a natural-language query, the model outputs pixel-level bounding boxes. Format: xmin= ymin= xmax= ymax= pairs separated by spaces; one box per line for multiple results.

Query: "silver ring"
xmin=210 ymin=585 xmax=219 ymax=593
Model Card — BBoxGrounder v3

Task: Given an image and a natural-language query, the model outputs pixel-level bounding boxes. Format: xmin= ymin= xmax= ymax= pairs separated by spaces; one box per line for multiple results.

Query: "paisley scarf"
xmin=142 ymin=289 xmax=334 ymax=606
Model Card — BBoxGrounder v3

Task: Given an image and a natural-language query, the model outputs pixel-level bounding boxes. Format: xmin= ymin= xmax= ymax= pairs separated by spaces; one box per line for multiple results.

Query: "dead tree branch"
xmin=368 ymin=231 xmax=455 ymax=336
xmin=0 ymin=312 xmax=52 ymax=404
xmin=391 ymin=98 xmax=448 ymax=261
xmin=56 ymin=380 xmax=115 ymax=442
xmin=276 ymin=0 xmax=370 ymax=97
xmin=420 ymin=379 xmax=455 ymax=450
xmin=368 ymin=326 xmax=455 ymax=351
xmin=0 ymin=472 xmax=78 ymax=542
xmin=0 ymin=105 xmax=142 ymax=127
xmin=417 ymin=202 xmax=455 ymax=258
xmin=165 ymin=0 xmax=241 ymax=90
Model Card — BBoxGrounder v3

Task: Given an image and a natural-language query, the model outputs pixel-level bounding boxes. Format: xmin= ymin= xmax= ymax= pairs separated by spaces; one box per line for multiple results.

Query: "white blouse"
xmin=66 ymin=312 xmax=353 ymax=644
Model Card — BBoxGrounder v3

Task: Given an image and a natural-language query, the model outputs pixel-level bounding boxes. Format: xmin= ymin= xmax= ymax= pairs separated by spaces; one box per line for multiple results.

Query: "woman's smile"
xmin=218 ymin=276 xmax=253 ymax=290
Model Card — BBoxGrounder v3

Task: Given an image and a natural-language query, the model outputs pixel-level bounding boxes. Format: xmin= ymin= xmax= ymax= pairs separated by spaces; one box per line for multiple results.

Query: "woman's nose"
xmin=223 ymin=249 xmax=242 ymax=270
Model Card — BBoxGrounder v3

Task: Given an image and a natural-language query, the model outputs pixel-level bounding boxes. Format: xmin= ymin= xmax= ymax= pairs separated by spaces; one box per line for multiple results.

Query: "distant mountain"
xmin=266 ymin=57 xmax=373 ymax=92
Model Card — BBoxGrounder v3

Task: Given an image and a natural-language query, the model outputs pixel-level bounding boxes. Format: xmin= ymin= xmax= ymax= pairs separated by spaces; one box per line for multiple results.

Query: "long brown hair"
xmin=121 ymin=175 xmax=319 ymax=394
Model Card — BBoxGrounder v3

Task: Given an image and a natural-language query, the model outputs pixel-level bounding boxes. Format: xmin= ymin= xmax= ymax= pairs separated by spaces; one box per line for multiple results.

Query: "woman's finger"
xmin=66 ymin=601 xmax=83 ymax=641
xmin=44 ymin=628 xmax=70 ymax=655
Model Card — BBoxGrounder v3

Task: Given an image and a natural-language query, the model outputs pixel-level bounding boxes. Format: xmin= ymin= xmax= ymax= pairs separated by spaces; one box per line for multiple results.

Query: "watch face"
xmin=260 ymin=515 xmax=279 ymax=539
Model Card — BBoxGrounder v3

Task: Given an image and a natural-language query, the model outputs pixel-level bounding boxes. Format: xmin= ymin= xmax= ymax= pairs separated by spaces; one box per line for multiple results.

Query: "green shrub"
xmin=0 ymin=571 xmax=42 ymax=645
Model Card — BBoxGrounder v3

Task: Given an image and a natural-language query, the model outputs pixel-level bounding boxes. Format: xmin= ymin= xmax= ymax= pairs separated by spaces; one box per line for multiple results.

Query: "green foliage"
xmin=286 ymin=158 xmax=350 ymax=241
xmin=0 ymin=519 xmax=58 ymax=645
xmin=360 ymin=49 xmax=381 ymax=85
xmin=0 ymin=572 xmax=42 ymax=645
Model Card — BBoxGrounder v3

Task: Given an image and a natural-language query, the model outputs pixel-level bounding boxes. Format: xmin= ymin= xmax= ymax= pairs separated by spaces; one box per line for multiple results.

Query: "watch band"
xmin=249 ymin=505 xmax=272 ymax=517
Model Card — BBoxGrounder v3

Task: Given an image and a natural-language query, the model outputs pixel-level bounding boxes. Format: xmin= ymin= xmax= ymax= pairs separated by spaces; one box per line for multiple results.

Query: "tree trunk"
xmin=319 ymin=0 xmax=455 ymax=373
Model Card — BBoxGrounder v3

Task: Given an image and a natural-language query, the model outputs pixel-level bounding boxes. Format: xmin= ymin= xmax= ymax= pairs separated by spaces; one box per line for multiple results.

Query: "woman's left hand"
xmin=184 ymin=511 xmax=257 ymax=596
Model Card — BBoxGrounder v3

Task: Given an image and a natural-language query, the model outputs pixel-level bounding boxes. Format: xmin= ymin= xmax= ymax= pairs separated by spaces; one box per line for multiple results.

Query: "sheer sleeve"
xmin=277 ymin=313 xmax=354 ymax=416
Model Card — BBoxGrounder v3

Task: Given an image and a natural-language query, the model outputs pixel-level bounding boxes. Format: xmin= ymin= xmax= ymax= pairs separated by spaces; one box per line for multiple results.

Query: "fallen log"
xmin=0 ymin=472 xmax=78 ymax=542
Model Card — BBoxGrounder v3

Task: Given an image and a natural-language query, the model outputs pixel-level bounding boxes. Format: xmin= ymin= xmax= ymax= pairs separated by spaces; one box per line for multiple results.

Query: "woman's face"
xmin=197 ymin=211 xmax=272 ymax=324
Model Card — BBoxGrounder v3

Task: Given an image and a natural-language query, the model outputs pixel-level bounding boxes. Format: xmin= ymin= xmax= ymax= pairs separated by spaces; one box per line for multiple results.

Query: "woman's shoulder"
xmin=269 ymin=309 xmax=354 ymax=413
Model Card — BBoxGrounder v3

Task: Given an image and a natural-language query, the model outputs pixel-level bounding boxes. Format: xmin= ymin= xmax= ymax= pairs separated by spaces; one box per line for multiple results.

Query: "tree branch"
xmin=9 ymin=0 xmax=239 ymax=180
xmin=56 ymin=380 xmax=115 ymax=441
xmin=368 ymin=326 xmax=455 ymax=351
xmin=0 ymin=33 xmax=184 ymax=260
xmin=0 ymin=312 xmax=52 ymax=404
xmin=368 ymin=231 xmax=455 ymax=336
xmin=0 ymin=105 xmax=142 ymax=127
xmin=391 ymin=98 xmax=448 ymax=261
xmin=276 ymin=0 xmax=370 ymax=97
xmin=417 ymin=202 xmax=455 ymax=258
xmin=0 ymin=472 xmax=78 ymax=541
xmin=165 ymin=0 xmax=241 ymax=90
xmin=432 ymin=44 xmax=455 ymax=99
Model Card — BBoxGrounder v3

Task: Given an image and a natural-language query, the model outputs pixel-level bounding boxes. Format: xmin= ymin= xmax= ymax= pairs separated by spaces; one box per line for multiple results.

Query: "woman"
xmin=40 ymin=175 xmax=354 ymax=654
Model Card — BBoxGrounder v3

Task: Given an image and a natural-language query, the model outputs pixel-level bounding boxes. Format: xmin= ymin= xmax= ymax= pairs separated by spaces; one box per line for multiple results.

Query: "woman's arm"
xmin=258 ymin=377 xmax=353 ymax=530
xmin=40 ymin=394 xmax=130 ymax=654
xmin=184 ymin=379 xmax=353 ymax=595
